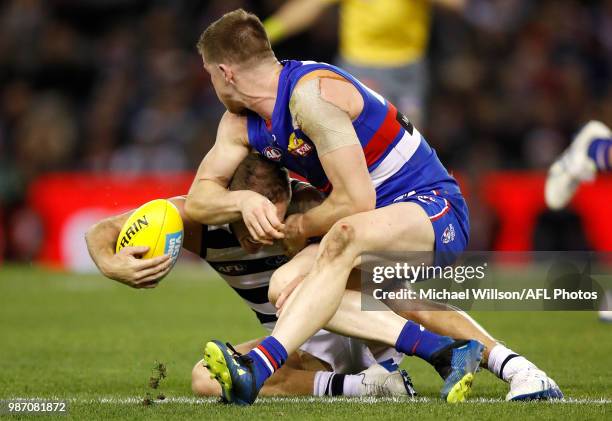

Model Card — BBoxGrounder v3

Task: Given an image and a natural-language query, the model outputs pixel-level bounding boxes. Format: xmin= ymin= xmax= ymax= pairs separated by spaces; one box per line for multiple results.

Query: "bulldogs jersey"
xmin=246 ymin=60 xmax=460 ymax=207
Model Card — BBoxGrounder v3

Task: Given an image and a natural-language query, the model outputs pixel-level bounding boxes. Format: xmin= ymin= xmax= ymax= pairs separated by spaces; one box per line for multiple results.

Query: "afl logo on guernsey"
xmin=216 ymin=263 xmax=248 ymax=274
xmin=263 ymin=146 xmax=283 ymax=161
xmin=288 ymin=133 xmax=314 ymax=157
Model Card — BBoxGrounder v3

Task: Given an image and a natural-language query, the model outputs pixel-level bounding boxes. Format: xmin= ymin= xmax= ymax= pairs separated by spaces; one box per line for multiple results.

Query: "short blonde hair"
xmin=197 ymin=9 xmax=274 ymax=65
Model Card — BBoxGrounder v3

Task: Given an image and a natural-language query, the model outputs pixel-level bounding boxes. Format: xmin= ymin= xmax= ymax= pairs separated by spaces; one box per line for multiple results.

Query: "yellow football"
xmin=116 ymin=199 xmax=184 ymax=265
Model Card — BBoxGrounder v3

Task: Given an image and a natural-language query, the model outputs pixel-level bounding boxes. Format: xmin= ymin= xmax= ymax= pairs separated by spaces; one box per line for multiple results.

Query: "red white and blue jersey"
xmin=246 ymin=60 xmax=461 ymax=207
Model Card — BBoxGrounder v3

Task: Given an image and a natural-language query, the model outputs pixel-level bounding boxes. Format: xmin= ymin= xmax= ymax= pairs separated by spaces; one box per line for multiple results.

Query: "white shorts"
xmin=299 ymin=329 xmax=405 ymax=374
xmin=263 ymin=322 xmax=403 ymax=374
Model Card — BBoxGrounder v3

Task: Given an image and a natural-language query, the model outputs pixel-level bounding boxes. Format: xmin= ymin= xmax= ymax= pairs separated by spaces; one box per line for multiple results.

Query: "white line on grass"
xmin=7 ymin=397 xmax=612 ymax=405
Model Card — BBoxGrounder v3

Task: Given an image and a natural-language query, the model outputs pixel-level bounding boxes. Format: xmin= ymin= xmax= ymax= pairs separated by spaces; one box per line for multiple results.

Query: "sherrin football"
xmin=116 ymin=199 xmax=184 ymax=266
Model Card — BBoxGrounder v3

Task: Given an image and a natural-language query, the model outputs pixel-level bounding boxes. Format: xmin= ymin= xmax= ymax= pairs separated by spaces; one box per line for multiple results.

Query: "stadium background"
xmin=1 ymin=0 xmax=612 ymax=268
xmin=0 ymin=1 xmax=610 ymax=418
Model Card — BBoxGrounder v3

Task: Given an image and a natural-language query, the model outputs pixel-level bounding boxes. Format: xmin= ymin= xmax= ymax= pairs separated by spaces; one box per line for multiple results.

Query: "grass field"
xmin=0 ymin=264 xmax=610 ymax=420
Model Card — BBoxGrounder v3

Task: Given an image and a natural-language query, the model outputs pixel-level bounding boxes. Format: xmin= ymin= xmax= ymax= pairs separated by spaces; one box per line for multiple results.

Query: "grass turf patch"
xmin=0 ymin=265 xmax=610 ymax=419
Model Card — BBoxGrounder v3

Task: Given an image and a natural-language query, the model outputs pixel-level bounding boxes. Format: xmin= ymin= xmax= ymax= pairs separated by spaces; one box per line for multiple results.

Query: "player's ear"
xmin=218 ymin=64 xmax=233 ymax=84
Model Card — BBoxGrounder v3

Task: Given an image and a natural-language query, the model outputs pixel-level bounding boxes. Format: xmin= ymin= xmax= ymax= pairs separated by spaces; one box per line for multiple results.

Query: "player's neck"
xmin=240 ymin=61 xmax=283 ymax=120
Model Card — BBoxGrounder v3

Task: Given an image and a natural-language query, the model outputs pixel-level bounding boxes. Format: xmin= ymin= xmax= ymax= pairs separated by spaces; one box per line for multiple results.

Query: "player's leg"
xmin=324 ymin=266 xmax=545 ymax=387
xmin=337 ymin=252 xmax=561 ymax=401
xmin=268 ymin=246 xmax=497 ymax=360
xmin=267 ymin=243 xmax=318 ymax=305
xmin=193 ymin=357 xmax=315 ymax=396
xmin=396 ymin=307 xmax=496 ymax=362
xmin=394 ymin=305 xmax=562 ymax=400
xmin=271 ymin=274 xmax=446 ymax=356
xmin=269 ymin=229 xmax=561 ymax=401
xmin=601 ymin=290 xmax=612 ymax=322
xmin=298 ymin=333 xmax=415 ymax=398
xmin=271 ymin=203 xmax=437 ymax=352
xmin=192 ymin=360 xmax=223 ymax=396
xmin=263 ymin=197 xmax=559 ymax=402
xmin=545 ymin=120 xmax=611 ymax=210
xmin=193 ymin=338 xmax=314 ymax=396
xmin=204 ymin=202 xmax=483 ymax=404
xmin=545 ymin=120 xmax=612 ymax=322
xmin=272 ymin=203 xmax=484 ymax=402
xmin=315 ymin=266 xmax=561 ymax=401
xmin=327 ymin=267 xmax=556 ymax=400
xmin=194 ymin=336 xmax=410 ymax=397
xmin=269 ymin=245 xmax=451 ymax=355
xmin=259 ymin=353 xmax=319 ymax=396
xmin=331 ymin=290 xmax=562 ymax=401
xmin=269 ymin=258 xmax=496 ymax=359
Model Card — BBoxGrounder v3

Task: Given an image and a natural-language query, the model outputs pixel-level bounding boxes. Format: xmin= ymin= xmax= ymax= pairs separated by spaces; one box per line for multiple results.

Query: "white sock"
xmin=313 ymin=371 xmax=334 ymax=396
xmin=488 ymin=344 xmax=535 ymax=382
xmin=341 ymin=373 xmax=364 ymax=397
xmin=313 ymin=371 xmax=364 ymax=396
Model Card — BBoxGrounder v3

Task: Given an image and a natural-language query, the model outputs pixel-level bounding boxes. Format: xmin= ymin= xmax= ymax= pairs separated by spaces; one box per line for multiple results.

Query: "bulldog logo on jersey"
xmin=287 ymin=132 xmax=314 ymax=157
xmin=263 ymin=146 xmax=283 ymax=162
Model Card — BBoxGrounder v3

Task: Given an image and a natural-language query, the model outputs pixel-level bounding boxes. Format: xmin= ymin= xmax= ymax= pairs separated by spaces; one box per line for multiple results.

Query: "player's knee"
xmin=268 ymin=270 xmax=283 ymax=305
xmin=268 ymin=264 xmax=299 ymax=305
xmin=321 ymin=219 xmax=356 ymax=261
xmin=191 ymin=361 xmax=221 ymax=397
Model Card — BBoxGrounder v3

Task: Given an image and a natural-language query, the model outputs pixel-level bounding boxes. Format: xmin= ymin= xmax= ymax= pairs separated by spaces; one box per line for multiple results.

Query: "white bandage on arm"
xmin=289 ymin=78 xmax=359 ymax=156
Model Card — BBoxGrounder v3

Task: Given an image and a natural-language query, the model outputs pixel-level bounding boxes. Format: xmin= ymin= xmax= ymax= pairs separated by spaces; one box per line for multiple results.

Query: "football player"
xmin=86 ymin=153 xmax=415 ymax=399
xmin=89 ymin=152 xmax=560 ymax=402
xmin=185 ymin=10 xmax=562 ymax=404
xmin=545 ymin=120 xmax=612 ymax=322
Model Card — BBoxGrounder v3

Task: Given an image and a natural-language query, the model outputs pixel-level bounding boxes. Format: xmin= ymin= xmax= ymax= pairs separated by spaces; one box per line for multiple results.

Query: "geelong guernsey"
xmin=200 ymin=223 xmax=286 ymax=329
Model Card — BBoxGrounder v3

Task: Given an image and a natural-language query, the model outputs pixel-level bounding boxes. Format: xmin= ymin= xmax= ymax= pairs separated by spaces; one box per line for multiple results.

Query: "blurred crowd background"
xmin=1 ymin=0 xmax=611 ymax=262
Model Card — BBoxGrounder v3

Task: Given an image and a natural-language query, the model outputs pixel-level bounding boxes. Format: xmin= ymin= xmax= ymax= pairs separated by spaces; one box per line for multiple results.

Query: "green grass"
xmin=0 ymin=265 xmax=610 ymax=420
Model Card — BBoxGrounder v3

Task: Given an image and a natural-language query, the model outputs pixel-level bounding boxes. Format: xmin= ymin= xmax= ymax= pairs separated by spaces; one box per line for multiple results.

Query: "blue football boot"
xmin=430 ymin=339 xmax=485 ymax=403
xmin=203 ymin=340 xmax=259 ymax=406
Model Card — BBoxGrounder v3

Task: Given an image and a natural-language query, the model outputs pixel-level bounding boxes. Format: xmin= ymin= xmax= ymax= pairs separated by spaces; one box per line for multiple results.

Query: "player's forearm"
xmin=184 ymin=179 xmax=246 ymax=225
xmin=264 ymin=0 xmax=333 ymax=44
xmin=85 ymin=216 xmax=125 ymax=274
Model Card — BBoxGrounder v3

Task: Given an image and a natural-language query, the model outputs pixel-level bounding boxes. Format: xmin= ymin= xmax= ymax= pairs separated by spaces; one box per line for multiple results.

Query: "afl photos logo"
xmin=263 ymin=146 xmax=283 ymax=161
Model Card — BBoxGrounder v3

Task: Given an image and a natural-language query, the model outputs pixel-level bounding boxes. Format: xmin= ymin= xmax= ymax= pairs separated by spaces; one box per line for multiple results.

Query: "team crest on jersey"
xmin=441 ymin=224 xmax=456 ymax=244
xmin=263 ymin=146 xmax=283 ymax=161
xmin=287 ymin=133 xmax=314 ymax=157
xmin=417 ymin=195 xmax=436 ymax=205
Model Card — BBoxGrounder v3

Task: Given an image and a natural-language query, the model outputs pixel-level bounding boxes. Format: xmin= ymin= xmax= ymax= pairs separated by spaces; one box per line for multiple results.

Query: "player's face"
xmin=203 ymin=61 xmax=246 ymax=114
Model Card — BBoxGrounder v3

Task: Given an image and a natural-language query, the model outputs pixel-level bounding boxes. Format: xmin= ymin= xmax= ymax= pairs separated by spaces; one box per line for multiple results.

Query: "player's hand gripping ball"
xmin=116 ymin=199 xmax=184 ymax=277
